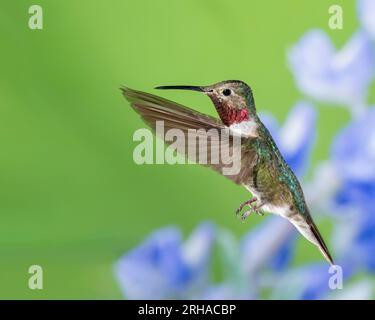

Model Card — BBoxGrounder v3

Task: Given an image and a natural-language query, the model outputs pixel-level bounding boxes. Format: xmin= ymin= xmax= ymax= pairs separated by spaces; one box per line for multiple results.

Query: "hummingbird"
xmin=121 ymin=80 xmax=334 ymax=265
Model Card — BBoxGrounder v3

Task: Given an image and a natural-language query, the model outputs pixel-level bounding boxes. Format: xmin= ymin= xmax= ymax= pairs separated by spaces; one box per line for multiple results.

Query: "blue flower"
xmin=270 ymin=263 xmax=353 ymax=300
xmin=241 ymin=217 xmax=296 ymax=275
xmin=201 ymin=283 xmax=253 ymax=300
xmin=331 ymin=108 xmax=375 ymax=272
xmin=332 ymin=280 xmax=374 ymax=300
xmin=331 ymin=108 xmax=375 ymax=212
xmin=114 ymin=222 xmax=215 ymax=299
xmin=332 ymin=209 xmax=375 ymax=273
xmin=208 ymin=219 xmax=297 ymax=299
xmin=260 ymin=101 xmax=317 ymax=177
xmin=354 ymin=213 xmax=375 ymax=270
xmin=288 ymin=30 xmax=374 ymax=112
xmin=358 ymin=0 xmax=375 ymax=40
xmin=270 ymin=263 xmax=330 ymax=299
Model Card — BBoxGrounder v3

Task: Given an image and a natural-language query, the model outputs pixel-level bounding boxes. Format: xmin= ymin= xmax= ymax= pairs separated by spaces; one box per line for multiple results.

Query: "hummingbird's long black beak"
xmin=155 ymin=85 xmax=211 ymax=93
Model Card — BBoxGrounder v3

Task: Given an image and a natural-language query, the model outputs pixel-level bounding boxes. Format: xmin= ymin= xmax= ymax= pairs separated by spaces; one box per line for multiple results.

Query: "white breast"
xmin=229 ymin=120 xmax=259 ymax=138
xmin=243 ymin=185 xmax=292 ymax=217
xmin=262 ymin=204 xmax=292 ymax=217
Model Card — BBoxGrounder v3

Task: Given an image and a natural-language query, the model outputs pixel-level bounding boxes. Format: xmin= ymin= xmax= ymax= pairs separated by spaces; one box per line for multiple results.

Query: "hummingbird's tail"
xmin=290 ymin=215 xmax=334 ymax=265
xmin=307 ymin=219 xmax=334 ymax=265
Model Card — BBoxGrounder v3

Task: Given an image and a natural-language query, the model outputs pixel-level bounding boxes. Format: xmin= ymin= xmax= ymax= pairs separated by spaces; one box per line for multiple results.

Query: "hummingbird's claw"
xmin=235 ymin=207 xmax=241 ymax=216
xmin=241 ymin=210 xmax=252 ymax=222
xmin=236 ymin=197 xmax=264 ymax=221
xmin=235 ymin=197 xmax=257 ymax=216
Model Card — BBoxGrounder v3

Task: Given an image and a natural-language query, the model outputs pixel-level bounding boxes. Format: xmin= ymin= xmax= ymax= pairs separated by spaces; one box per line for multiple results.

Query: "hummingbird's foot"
xmin=253 ymin=206 xmax=265 ymax=216
xmin=235 ymin=197 xmax=258 ymax=216
xmin=240 ymin=206 xmax=264 ymax=221
xmin=241 ymin=210 xmax=252 ymax=222
xmin=236 ymin=197 xmax=264 ymax=220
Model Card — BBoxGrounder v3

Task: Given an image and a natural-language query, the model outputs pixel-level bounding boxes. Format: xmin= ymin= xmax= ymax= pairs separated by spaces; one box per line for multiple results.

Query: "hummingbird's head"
xmin=156 ymin=80 xmax=256 ymax=126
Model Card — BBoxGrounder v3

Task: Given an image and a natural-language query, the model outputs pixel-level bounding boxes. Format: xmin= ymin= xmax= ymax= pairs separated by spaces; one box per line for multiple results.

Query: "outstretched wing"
xmin=121 ymin=86 xmax=258 ymax=184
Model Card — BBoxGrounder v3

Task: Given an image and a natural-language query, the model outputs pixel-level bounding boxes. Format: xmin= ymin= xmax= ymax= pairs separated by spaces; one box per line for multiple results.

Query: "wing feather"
xmin=121 ymin=86 xmax=258 ymax=184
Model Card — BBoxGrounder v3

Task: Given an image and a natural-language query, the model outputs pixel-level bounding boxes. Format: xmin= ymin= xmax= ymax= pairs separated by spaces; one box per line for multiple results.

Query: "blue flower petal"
xmin=289 ymin=30 xmax=374 ymax=109
xmin=181 ymin=221 xmax=216 ymax=282
xmin=115 ymin=223 xmax=215 ymax=299
xmin=115 ymin=227 xmax=188 ymax=299
xmin=332 ymin=108 xmax=375 ymax=184
xmin=240 ymin=216 xmax=296 ymax=275
xmin=358 ymin=0 xmax=375 ymax=40
xmin=271 ymin=262 xmax=352 ymax=299
xmin=331 ymin=107 xmax=375 ymax=218
xmin=335 ymin=211 xmax=375 ymax=272
xmin=201 ymin=283 xmax=254 ymax=300
xmin=270 ymin=232 xmax=297 ymax=271
xmin=279 ymin=102 xmax=317 ymax=177
xmin=355 ymin=215 xmax=375 ymax=270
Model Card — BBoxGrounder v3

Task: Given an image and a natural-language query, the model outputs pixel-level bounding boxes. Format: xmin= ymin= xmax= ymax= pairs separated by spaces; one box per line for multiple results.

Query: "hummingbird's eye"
xmin=222 ymin=89 xmax=231 ymax=96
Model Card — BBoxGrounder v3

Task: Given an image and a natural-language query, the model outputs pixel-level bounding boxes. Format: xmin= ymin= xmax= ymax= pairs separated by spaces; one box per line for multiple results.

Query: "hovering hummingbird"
xmin=121 ymin=80 xmax=334 ymax=265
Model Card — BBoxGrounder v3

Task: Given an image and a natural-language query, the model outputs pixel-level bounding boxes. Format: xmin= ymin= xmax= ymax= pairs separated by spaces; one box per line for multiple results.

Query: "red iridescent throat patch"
xmin=225 ymin=108 xmax=249 ymax=125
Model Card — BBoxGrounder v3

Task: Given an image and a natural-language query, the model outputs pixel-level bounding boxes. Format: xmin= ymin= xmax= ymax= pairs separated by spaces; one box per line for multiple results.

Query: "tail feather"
xmin=290 ymin=215 xmax=334 ymax=265
xmin=308 ymin=219 xmax=334 ymax=265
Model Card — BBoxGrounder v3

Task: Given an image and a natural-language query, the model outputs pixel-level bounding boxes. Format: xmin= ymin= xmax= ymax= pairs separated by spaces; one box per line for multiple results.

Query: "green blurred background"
xmin=0 ymin=0 xmax=362 ymax=298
